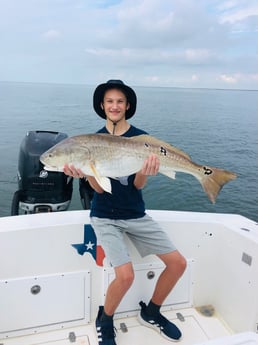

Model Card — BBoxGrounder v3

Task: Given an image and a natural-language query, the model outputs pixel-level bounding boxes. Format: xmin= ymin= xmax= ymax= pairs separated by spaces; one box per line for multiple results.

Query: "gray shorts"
xmin=91 ymin=214 xmax=176 ymax=267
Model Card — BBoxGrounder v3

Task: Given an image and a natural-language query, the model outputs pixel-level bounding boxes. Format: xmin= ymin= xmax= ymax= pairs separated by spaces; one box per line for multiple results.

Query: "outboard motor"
xmin=79 ymin=178 xmax=94 ymax=210
xmin=11 ymin=130 xmax=73 ymax=215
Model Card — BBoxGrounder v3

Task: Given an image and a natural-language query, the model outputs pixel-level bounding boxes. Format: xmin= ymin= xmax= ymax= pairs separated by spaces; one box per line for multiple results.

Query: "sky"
xmin=1 ymin=0 xmax=258 ymax=89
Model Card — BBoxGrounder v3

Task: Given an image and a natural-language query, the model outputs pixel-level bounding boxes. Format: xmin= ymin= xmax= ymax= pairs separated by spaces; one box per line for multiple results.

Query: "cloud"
xmin=219 ymin=74 xmax=238 ymax=83
xmin=191 ymin=74 xmax=199 ymax=82
xmin=42 ymin=30 xmax=62 ymax=40
xmin=185 ymin=49 xmax=214 ymax=64
xmin=0 ymin=0 xmax=258 ymax=89
xmin=99 ymin=0 xmax=221 ymax=49
xmin=218 ymin=72 xmax=258 ymax=88
xmin=219 ymin=2 xmax=258 ymax=24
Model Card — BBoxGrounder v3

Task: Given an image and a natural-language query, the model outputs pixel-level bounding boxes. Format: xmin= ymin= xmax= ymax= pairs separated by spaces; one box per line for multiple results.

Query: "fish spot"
xmin=160 ymin=146 xmax=167 ymax=156
xmin=203 ymin=166 xmax=213 ymax=175
xmin=144 ymin=143 xmax=149 ymax=147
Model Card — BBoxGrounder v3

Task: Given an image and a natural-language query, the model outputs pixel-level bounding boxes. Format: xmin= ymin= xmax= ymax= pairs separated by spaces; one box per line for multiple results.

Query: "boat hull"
xmin=1 ymin=210 xmax=258 ymax=344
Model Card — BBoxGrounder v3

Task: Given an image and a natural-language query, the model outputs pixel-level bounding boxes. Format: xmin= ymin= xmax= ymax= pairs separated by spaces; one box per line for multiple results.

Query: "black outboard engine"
xmin=79 ymin=178 xmax=94 ymax=210
xmin=11 ymin=130 xmax=73 ymax=215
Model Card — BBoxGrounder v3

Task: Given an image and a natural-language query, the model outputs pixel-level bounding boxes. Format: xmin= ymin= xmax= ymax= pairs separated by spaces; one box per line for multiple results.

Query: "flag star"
xmin=85 ymin=241 xmax=95 ymax=250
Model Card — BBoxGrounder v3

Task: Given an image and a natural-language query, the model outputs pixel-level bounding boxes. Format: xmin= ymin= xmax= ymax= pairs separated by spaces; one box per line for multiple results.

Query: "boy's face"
xmin=102 ymin=88 xmax=130 ymax=122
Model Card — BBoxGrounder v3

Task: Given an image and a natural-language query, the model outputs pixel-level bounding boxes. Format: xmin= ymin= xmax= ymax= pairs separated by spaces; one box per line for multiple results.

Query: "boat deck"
xmin=113 ymin=307 xmax=232 ymax=345
xmin=1 ymin=306 xmax=234 ymax=345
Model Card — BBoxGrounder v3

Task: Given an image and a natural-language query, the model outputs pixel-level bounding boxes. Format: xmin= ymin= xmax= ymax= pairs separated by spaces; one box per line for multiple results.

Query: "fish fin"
xmin=196 ymin=165 xmax=237 ymax=204
xmin=43 ymin=166 xmax=63 ymax=172
xmin=133 ymin=135 xmax=191 ymax=160
xmin=89 ymin=162 xmax=112 ymax=193
xmin=159 ymin=167 xmax=176 ymax=179
xmin=116 ymin=176 xmax=129 ymax=185
xmin=98 ymin=177 xmax=112 ymax=194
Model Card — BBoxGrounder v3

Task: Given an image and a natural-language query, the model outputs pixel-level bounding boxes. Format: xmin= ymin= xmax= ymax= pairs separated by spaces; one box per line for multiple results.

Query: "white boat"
xmin=1 ymin=209 xmax=258 ymax=345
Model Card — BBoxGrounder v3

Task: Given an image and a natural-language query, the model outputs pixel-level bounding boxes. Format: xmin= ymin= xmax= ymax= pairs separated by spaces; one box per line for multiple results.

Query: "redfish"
xmin=40 ymin=133 xmax=237 ymax=203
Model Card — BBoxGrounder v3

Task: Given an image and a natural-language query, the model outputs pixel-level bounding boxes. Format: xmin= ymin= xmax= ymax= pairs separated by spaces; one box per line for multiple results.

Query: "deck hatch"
xmin=103 ymin=259 xmax=193 ymax=316
xmin=0 ymin=270 xmax=91 ymax=336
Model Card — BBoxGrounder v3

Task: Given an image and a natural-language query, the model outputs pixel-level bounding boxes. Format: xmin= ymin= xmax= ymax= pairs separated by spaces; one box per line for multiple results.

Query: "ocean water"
xmin=0 ymin=81 xmax=257 ymax=222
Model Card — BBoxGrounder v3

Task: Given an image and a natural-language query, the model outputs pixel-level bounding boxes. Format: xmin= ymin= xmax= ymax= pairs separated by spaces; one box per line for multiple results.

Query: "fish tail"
xmin=197 ymin=166 xmax=237 ymax=204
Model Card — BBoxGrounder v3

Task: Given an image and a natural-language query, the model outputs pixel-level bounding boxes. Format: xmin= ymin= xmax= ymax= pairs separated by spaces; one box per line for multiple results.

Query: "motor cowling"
xmin=11 ymin=130 xmax=73 ymax=215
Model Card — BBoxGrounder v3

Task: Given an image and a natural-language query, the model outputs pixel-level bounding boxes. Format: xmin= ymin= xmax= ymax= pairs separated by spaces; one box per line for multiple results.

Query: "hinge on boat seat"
xmin=242 ymin=252 xmax=252 ymax=266
xmin=120 ymin=322 xmax=128 ymax=333
xmin=68 ymin=331 xmax=76 ymax=342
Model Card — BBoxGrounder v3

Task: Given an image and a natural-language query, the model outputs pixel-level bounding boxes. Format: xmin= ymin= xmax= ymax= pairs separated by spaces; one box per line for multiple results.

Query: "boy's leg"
xmin=138 ymin=250 xmax=187 ymax=341
xmin=152 ymin=250 xmax=186 ymax=305
xmin=104 ymin=262 xmax=134 ymax=316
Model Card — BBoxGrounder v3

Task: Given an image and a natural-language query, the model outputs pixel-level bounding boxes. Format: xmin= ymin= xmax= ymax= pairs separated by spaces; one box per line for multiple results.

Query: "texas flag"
xmin=72 ymin=224 xmax=105 ymax=267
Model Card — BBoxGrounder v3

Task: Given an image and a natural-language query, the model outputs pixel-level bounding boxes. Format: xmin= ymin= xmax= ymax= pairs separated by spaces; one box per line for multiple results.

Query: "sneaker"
xmin=95 ymin=306 xmax=117 ymax=345
xmin=138 ymin=301 xmax=182 ymax=342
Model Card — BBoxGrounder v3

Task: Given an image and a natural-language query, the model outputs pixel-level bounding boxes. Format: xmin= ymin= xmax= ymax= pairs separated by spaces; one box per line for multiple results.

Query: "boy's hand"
xmin=63 ymin=164 xmax=85 ymax=178
xmin=140 ymin=154 xmax=160 ymax=176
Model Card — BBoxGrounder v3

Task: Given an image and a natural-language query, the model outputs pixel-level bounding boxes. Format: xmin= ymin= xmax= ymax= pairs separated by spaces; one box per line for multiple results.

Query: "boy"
xmin=64 ymin=80 xmax=186 ymax=344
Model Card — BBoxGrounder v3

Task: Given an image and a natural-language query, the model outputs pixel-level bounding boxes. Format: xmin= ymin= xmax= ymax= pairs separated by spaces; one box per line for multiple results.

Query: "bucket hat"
xmin=93 ymin=80 xmax=137 ymax=119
